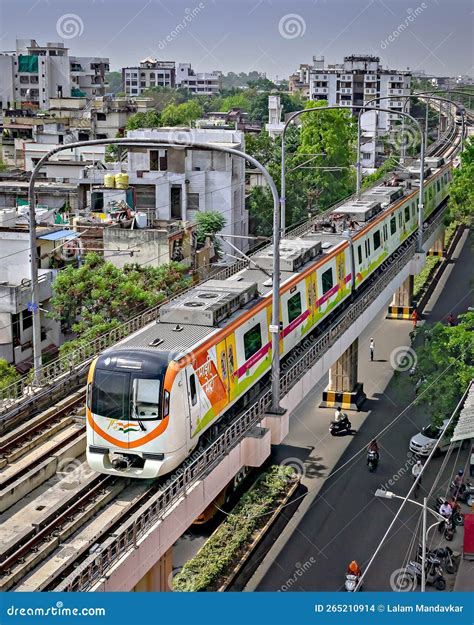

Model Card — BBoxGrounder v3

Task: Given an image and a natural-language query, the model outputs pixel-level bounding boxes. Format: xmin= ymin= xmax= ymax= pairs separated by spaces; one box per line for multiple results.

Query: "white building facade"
xmin=0 ymin=39 xmax=109 ymax=110
xmin=305 ymin=55 xmax=412 ymax=170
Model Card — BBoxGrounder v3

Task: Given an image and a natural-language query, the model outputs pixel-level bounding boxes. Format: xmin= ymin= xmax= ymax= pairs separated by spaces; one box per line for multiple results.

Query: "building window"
xmin=390 ymin=216 xmax=396 ymax=235
xmin=357 ymin=245 xmax=362 ymax=265
xmin=187 ymin=193 xmax=199 ymax=211
xmin=243 ymin=323 xmax=262 ymax=361
xmin=97 ymin=112 xmax=107 ymax=121
xmin=321 ymin=267 xmax=333 ymax=295
xmin=149 ymin=149 xmax=167 ymax=171
xmin=22 ymin=309 xmax=33 ymax=330
xmin=287 ymin=292 xmax=302 ymax=324
xmin=373 ymin=230 xmax=381 ymax=250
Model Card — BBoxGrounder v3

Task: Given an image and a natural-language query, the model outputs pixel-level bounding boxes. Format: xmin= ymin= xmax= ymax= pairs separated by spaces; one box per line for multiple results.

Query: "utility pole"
xmin=421 ymin=497 xmax=427 ymax=592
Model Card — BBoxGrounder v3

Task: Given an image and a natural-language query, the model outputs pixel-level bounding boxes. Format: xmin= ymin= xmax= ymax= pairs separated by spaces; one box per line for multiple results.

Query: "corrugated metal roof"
xmin=37 ymin=230 xmax=80 ymax=241
xmin=451 ymin=381 xmax=474 ymax=442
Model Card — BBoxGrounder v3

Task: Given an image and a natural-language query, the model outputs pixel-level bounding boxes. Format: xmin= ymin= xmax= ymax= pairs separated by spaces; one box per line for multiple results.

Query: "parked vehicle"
xmin=435 ymin=495 xmax=464 ymax=526
xmin=418 ymin=545 xmax=458 ymax=575
xmin=405 ymin=555 xmax=446 ymax=590
xmin=409 ymin=419 xmax=465 ymax=457
xmin=329 ymin=414 xmax=352 ymax=436
xmin=450 ymin=480 xmax=474 ymax=505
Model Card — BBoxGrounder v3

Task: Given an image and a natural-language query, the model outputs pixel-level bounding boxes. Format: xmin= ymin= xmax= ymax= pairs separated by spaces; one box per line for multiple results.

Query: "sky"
xmin=0 ymin=0 xmax=472 ymax=78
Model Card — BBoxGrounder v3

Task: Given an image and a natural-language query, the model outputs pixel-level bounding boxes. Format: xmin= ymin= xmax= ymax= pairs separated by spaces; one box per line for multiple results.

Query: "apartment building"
xmin=122 ymin=59 xmax=220 ymax=96
xmin=290 ymin=55 xmax=412 ymax=170
xmin=0 ymin=39 xmax=109 ymax=110
xmin=78 ymin=127 xmax=248 ymax=253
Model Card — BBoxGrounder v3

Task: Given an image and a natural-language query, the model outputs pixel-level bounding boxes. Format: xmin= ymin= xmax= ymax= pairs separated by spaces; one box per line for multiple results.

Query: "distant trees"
xmin=161 ymin=100 xmax=203 ymax=126
xmin=446 ymin=137 xmax=474 ymax=226
xmin=195 ymin=211 xmax=226 ymax=257
xmin=105 ymin=71 xmax=122 ymax=94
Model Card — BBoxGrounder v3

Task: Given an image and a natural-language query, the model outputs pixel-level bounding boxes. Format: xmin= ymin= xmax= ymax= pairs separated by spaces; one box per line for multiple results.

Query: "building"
xmin=196 ymin=108 xmax=261 ymax=133
xmin=290 ymin=55 xmax=412 ymax=170
xmin=288 ymin=63 xmax=311 ymax=98
xmin=122 ymin=59 xmax=220 ymax=97
xmin=78 ymin=127 xmax=248 ymax=254
xmin=0 ymin=39 xmax=109 ymax=109
xmin=265 ymin=95 xmax=285 ymax=138
xmin=0 ymin=215 xmax=79 ymax=368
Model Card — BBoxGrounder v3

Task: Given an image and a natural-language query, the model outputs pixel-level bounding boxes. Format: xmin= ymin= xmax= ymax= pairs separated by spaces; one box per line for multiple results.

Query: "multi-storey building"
xmin=291 ymin=55 xmax=412 ymax=170
xmin=0 ymin=39 xmax=109 ymax=110
xmin=122 ymin=59 xmax=220 ymax=96
xmin=78 ymin=128 xmax=248 ymax=253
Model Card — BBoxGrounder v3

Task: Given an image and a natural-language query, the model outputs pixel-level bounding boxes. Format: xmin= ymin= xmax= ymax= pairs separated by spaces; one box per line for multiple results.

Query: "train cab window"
xmin=390 ymin=216 xmax=396 ymax=235
xmin=322 ymin=267 xmax=334 ymax=294
xmin=287 ymin=292 xmax=302 ymax=324
xmin=132 ymin=378 xmax=161 ymax=419
xmin=189 ymin=374 xmax=197 ymax=406
xmin=92 ymin=370 xmax=130 ymax=420
xmin=404 ymin=206 xmax=410 ymax=222
xmin=373 ymin=230 xmax=381 ymax=250
xmin=357 ymin=245 xmax=362 ymax=265
xmin=243 ymin=323 xmax=262 ymax=361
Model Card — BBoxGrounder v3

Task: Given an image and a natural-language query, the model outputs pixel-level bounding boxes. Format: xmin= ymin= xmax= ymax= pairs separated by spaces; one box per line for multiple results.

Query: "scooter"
xmin=344 ymin=573 xmax=362 ymax=592
xmin=367 ymin=450 xmax=379 ymax=472
xmin=442 ymin=517 xmax=455 ymax=541
xmin=451 ymin=480 xmax=474 ymax=505
xmin=329 ymin=414 xmax=352 ymax=436
xmin=405 ymin=555 xmax=446 ymax=590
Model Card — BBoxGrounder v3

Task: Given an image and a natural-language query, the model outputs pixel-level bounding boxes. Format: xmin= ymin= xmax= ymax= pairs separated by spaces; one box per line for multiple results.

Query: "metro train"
xmin=86 ymin=157 xmax=453 ymax=479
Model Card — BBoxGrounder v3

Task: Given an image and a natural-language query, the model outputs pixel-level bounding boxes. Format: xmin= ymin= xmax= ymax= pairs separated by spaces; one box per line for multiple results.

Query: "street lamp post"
xmin=375 ymin=489 xmax=446 ymax=592
xmin=28 ymin=138 xmax=282 ymax=410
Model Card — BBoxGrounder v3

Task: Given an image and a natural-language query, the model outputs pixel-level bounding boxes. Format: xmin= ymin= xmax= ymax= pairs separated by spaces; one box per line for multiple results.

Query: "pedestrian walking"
xmin=412 ymin=459 xmax=423 ymax=497
xmin=369 ymin=338 xmax=375 ymax=362
xmin=411 ymin=309 xmax=418 ymax=329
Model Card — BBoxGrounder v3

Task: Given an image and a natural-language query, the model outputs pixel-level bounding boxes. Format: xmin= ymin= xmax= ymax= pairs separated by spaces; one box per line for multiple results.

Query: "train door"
xmin=225 ymin=334 xmax=239 ymax=403
xmin=186 ymin=367 xmax=201 ymax=438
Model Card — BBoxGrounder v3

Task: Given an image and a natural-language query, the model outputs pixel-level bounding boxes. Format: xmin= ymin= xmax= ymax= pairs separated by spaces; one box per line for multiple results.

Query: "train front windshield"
xmin=92 ymin=369 xmax=163 ymax=421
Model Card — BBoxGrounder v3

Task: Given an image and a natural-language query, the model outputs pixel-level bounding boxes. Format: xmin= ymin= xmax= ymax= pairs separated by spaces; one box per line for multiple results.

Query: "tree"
xmin=49 ymin=254 xmax=191 ymax=346
xmin=361 ymin=156 xmax=397 ymax=189
xmin=411 ymin=312 xmax=474 ymax=424
xmin=195 ymin=211 xmax=226 ymax=257
xmin=0 ymin=359 xmax=19 ymax=389
xmin=161 ymin=100 xmax=203 ymax=126
xmin=125 ymin=110 xmax=161 ymax=130
xmin=446 ymin=137 xmax=474 ymax=226
xmin=219 ymin=93 xmax=251 ymax=112
xmin=105 ymin=71 xmax=123 ymax=94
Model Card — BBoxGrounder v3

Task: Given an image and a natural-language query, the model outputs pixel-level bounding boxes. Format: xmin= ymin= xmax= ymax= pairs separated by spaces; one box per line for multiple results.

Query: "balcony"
xmin=340 ymin=74 xmax=352 ymax=81
xmin=389 ymin=75 xmax=404 ymax=82
xmin=365 ymin=74 xmax=377 ymax=82
xmin=388 ymin=88 xmax=405 ymax=95
xmin=313 ymin=87 xmax=328 ymax=94
xmin=0 ymin=271 xmax=55 ymax=315
xmin=339 ymin=88 xmax=352 ymax=95
xmin=364 ymin=88 xmax=377 ymax=95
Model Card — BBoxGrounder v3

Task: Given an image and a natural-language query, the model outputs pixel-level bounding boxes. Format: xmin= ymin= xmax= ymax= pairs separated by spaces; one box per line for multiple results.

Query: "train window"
xmin=367 ymin=239 xmax=371 ymax=256
xmin=163 ymin=390 xmax=170 ymax=417
xmin=412 ymin=203 xmax=416 ymax=217
xmin=390 ymin=216 xmax=396 ymax=235
xmin=132 ymin=378 xmax=161 ymax=418
xmin=357 ymin=245 xmax=362 ymax=265
xmin=189 ymin=374 xmax=197 ymax=406
xmin=321 ymin=268 xmax=334 ymax=295
xmin=92 ymin=370 xmax=129 ymax=420
xmin=398 ymin=212 xmax=402 ymax=228
xmin=437 ymin=180 xmax=440 ymax=193
xmin=287 ymin=292 xmax=302 ymax=324
xmin=243 ymin=323 xmax=262 ymax=361
xmin=383 ymin=225 xmax=388 ymax=240
xmin=404 ymin=206 xmax=410 ymax=222
xmin=373 ymin=230 xmax=381 ymax=250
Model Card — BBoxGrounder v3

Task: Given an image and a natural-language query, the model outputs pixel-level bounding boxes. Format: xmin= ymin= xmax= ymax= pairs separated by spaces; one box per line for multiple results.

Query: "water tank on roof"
xmin=115 ymin=173 xmax=129 ymax=189
xmin=104 ymin=174 xmax=115 ymax=188
xmin=135 ymin=212 xmax=147 ymax=229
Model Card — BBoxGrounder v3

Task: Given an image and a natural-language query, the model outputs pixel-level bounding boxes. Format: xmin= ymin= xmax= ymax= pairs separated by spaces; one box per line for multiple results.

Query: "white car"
xmin=409 ymin=419 xmax=464 ymax=457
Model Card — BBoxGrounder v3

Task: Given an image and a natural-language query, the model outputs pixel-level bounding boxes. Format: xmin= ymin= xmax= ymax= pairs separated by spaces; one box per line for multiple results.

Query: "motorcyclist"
xmin=367 ymin=439 xmax=379 ymax=463
xmin=347 ymin=560 xmax=361 ymax=577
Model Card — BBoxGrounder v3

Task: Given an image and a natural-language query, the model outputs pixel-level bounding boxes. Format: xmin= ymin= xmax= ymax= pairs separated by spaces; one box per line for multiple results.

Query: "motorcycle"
xmin=451 ymin=480 xmax=474 ymax=505
xmin=435 ymin=495 xmax=464 ymax=526
xmin=439 ymin=516 xmax=455 ymax=541
xmin=329 ymin=414 xmax=352 ymax=436
xmin=367 ymin=450 xmax=379 ymax=472
xmin=344 ymin=573 xmax=361 ymax=592
xmin=405 ymin=554 xmax=446 ymax=590
xmin=418 ymin=545 xmax=458 ymax=575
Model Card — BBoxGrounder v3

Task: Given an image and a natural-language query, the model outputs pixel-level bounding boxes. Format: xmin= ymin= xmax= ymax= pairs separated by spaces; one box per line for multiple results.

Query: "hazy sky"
xmin=0 ymin=0 xmax=472 ymax=77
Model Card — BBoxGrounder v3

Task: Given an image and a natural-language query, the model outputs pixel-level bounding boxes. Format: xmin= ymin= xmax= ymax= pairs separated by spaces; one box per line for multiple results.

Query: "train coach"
xmin=86 ymin=157 xmax=452 ymax=478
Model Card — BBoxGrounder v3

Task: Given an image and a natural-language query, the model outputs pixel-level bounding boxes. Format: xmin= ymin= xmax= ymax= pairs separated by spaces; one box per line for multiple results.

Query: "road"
xmin=246 ymin=229 xmax=473 ymax=592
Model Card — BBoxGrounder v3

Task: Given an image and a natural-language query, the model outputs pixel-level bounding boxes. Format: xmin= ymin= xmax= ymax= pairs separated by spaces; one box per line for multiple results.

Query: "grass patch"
xmin=173 ymin=465 xmax=296 ymax=592
xmin=414 ymin=256 xmax=440 ymax=300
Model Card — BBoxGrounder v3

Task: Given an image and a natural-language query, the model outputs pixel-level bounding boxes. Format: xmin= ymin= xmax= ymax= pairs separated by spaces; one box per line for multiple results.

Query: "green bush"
xmin=413 ymin=256 xmax=440 ymax=299
xmin=0 ymin=359 xmax=19 ymax=390
xmin=173 ymin=465 xmax=295 ymax=592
